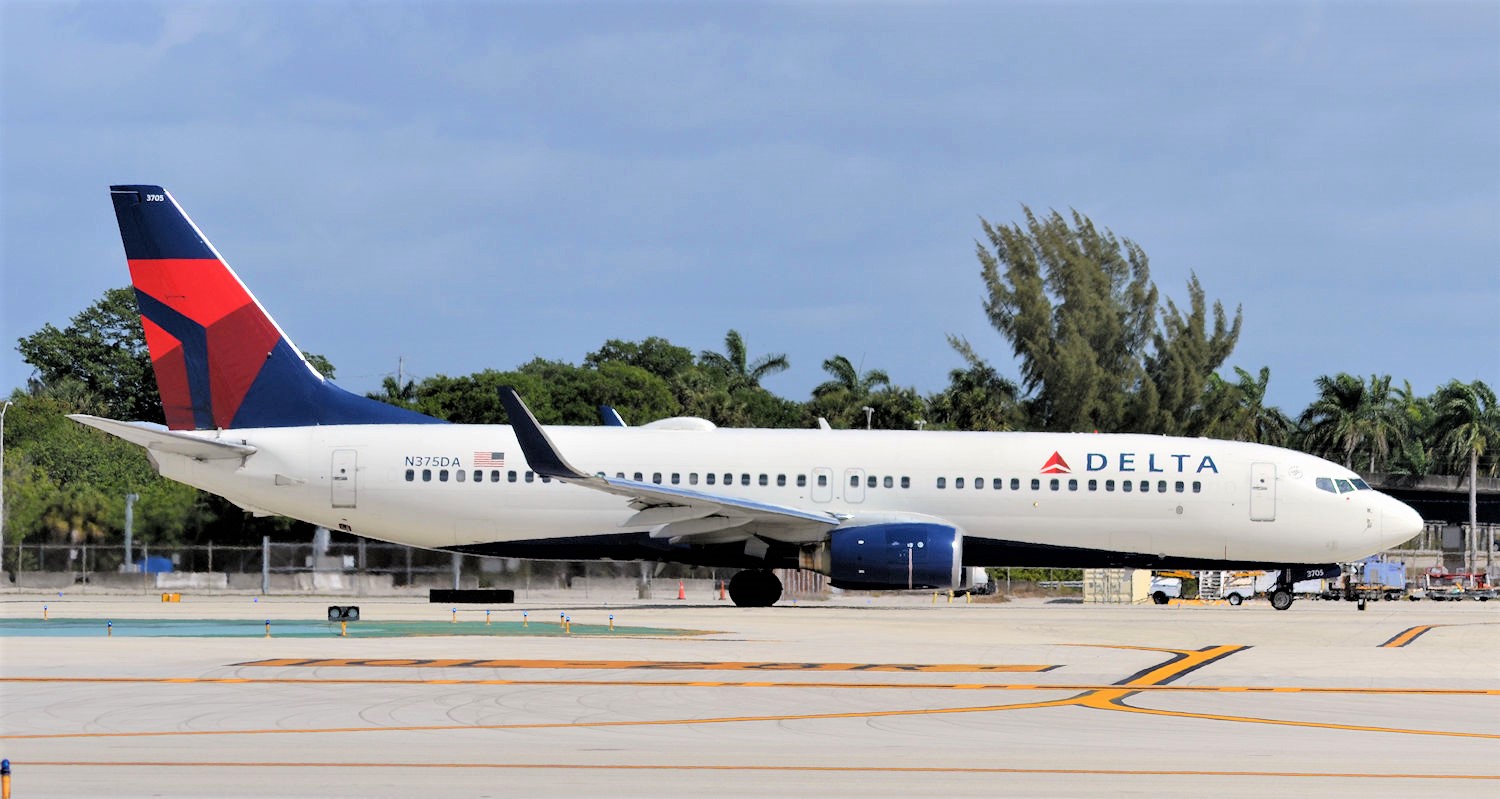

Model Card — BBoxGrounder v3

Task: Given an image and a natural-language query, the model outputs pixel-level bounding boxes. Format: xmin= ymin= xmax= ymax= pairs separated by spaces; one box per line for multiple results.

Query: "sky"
xmin=2 ymin=1 xmax=1496 ymax=418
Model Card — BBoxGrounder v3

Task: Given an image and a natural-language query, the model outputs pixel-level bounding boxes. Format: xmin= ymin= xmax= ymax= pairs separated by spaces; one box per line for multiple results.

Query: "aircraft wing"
xmin=70 ymin=415 xmax=257 ymax=460
xmin=500 ymin=388 xmax=839 ymax=544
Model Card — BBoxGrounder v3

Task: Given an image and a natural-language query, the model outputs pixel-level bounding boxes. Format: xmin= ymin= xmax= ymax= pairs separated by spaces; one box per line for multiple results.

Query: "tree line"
xmin=4 ymin=208 xmax=1495 ymax=552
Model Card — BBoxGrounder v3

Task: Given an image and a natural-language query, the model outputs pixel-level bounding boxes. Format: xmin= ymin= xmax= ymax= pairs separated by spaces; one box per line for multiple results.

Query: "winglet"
xmin=498 ymin=386 xmax=590 ymax=480
xmin=599 ymin=405 xmax=627 ymax=427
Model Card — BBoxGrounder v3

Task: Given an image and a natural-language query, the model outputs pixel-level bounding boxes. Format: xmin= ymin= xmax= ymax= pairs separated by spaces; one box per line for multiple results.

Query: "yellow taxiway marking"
xmin=234 ymin=658 xmax=1058 ymax=672
xmin=16 ymin=762 xmax=1500 ymax=780
xmin=7 ymin=645 xmax=1496 ymax=742
xmin=1379 ymin=621 xmax=1500 ymax=648
xmin=4 ymin=676 xmax=1493 ymax=696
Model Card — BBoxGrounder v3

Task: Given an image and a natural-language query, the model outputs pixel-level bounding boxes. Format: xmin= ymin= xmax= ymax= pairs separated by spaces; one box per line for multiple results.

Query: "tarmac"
xmin=1 ymin=588 xmax=1497 ymax=798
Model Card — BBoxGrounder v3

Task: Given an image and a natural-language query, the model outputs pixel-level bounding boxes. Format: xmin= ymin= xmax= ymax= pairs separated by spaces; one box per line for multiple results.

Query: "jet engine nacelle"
xmin=802 ymin=518 xmax=963 ymax=590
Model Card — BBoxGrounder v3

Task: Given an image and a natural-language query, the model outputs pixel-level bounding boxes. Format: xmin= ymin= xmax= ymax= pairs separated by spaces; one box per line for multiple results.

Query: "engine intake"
xmin=810 ymin=522 xmax=963 ymax=590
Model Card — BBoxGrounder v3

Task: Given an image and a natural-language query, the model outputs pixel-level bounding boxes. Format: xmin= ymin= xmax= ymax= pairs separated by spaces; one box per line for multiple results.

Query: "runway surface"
xmin=1 ymin=592 xmax=1497 ymax=797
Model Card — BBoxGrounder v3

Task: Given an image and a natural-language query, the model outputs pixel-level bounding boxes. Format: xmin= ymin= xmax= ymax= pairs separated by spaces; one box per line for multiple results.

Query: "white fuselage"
xmin=148 ymin=424 xmax=1421 ymax=565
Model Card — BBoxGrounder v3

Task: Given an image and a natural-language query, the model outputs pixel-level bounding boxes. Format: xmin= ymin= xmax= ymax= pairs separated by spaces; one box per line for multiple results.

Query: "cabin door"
xmin=1249 ymin=462 xmax=1276 ymax=521
xmin=332 ymin=449 xmax=358 ymax=508
xmin=811 ymin=467 xmax=833 ymax=503
xmin=844 ymin=468 xmax=866 ymax=504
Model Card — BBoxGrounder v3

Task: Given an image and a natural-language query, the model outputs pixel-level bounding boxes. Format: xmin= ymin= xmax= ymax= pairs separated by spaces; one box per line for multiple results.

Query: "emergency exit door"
xmin=331 ymin=449 xmax=358 ymax=508
xmin=1249 ymin=462 xmax=1275 ymax=521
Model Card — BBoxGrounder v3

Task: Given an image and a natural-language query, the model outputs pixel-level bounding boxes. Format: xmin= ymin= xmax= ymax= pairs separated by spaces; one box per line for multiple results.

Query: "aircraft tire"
xmin=1269 ymin=588 xmax=1294 ymax=611
xmin=728 ymin=570 xmax=783 ymax=608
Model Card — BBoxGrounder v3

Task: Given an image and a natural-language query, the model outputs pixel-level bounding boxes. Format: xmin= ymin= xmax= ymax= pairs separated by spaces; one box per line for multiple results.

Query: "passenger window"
xmin=797 ymin=475 xmax=807 ymax=487
xmin=1139 ymin=481 xmax=1149 ymax=493
xmin=817 ymin=474 xmax=828 ymax=487
xmin=1192 ymin=481 xmax=1202 ymax=493
xmin=1122 ymin=480 xmax=1133 ymax=493
xmin=866 ymin=475 xmax=876 ymax=488
xmin=671 ymin=473 xmax=680 ymax=485
xmin=491 ymin=470 xmax=500 ymax=482
xmin=1105 ymin=479 xmax=1115 ymax=492
xmin=1068 ymin=479 xmax=1078 ymax=491
xmin=689 ymin=473 xmax=698 ymax=485
xmin=707 ymin=473 xmax=716 ymax=485
xmin=778 ymin=474 xmax=787 ymax=487
xmin=937 ymin=477 xmax=947 ymax=489
xmin=1157 ymin=480 xmax=1167 ymax=493
xmin=1010 ymin=478 xmax=1020 ymax=490
xmin=541 ymin=476 xmax=551 ymax=483
xmin=455 ymin=470 xmax=465 ymax=483
xmin=652 ymin=472 xmax=662 ymax=484
xmin=633 ymin=472 xmax=643 ymax=482
xmin=439 ymin=469 xmax=449 ymax=482
xmin=1315 ymin=477 xmax=1336 ymax=493
xmin=405 ymin=469 xmax=415 ymax=482
xmin=1088 ymin=479 xmax=1097 ymax=491
xmin=1335 ymin=479 xmax=1354 ymax=493
xmin=1175 ymin=481 xmax=1184 ymax=493
xmin=741 ymin=474 xmax=750 ymax=486
xmin=974 ymin=477 xmax=983 ymax=490
xmin=724 ymin=473 xmax=733 ymax=485
xmin=524 ymin=472 xmax=534 ymax=483
xmin=956 ymin=477 xmax=965 ymax=489
xmin=993 ymin=478 xmax=1002 ymax=490
xmin=900 ymin=476 xmax=910 ymax=489
xmin=1049 ymin=478 xmax=1060 ymax=491
xmin=1030 ymin=479 xmax=1040 ymax=491
xmin=422 ymin=469 xmax=432 ymax=482
xmin=761 ymin=474 xmax=770 ymax=486
xmin=508 ymin=470 xmax=517 ymax=483
xmin=883 ymin=476 xmax=893 ymax=488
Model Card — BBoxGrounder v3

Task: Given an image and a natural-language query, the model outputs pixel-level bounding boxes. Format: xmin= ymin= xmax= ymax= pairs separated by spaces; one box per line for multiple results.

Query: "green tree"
xmin=1432 ymin=380 xmax=1499 ymax=573
xmin=698 ymin=330 xmax=790 ymax=391
xmin=16 ymin=287 xmax=160 ymax=422
xmin=1197 ymin=367 xmax=1293 ymax=445
xmin=1298 ymin=373 xmax=1403 ymax=471
xmin=976 ymin=207 xmax=1241 ymax=432
xmin=926 ymin=336 xmax=1023 ymax=431
xmin=812 ymin=355 xmax=890 ymax=428
xmin=586 ymin=337 xmax=696 ymax=382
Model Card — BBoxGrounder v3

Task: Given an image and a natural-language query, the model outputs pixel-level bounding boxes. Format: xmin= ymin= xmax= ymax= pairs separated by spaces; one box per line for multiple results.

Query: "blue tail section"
xmin=110 ymin=184 xmax=443 ymax=429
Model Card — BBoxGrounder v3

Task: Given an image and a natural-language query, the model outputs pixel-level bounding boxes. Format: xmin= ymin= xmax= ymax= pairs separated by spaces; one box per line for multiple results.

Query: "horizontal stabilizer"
xmin=69 ymin=415 xmax=256 ymax=460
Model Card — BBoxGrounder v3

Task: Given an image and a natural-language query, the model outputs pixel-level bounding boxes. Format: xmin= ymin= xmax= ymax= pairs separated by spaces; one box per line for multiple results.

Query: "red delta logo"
xmin=1040 ymin=452 xmax=1071 ymax=474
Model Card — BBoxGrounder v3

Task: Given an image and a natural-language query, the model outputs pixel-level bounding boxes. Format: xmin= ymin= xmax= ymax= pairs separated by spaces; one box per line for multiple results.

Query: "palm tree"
xmin=927 ymin=336 xmax=1023 ymax=431
xmin=1225 ymin=366 xmax=1293 ymax=446
xmin=813 ymin=355 xmax=890 ymax=427
xmin=698 ymin=330 xmax=789 ymax=391
xmin=1432 ymin=380 xmax=1499 ymax=573
xmin=1299 ymin=373 xmax=1368 ymax=468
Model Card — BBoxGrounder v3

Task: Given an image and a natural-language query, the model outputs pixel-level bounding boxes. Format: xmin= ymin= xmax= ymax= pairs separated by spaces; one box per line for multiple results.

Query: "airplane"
xmin=72 ymin=184 xmax=1425 ymax=610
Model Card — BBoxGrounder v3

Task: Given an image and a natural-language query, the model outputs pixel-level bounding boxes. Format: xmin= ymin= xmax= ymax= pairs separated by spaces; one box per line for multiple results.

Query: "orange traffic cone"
xmin=677 ymin=580 xmax=686 ymax=600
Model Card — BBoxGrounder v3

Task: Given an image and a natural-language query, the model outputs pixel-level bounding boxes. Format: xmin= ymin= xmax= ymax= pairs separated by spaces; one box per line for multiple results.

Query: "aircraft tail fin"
xmin=108 ymin=185 xmax=440 ymax=430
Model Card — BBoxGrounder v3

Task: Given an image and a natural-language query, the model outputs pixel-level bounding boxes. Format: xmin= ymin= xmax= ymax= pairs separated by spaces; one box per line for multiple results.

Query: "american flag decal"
xmin=474 ymin=451 xmax=506 ymax=467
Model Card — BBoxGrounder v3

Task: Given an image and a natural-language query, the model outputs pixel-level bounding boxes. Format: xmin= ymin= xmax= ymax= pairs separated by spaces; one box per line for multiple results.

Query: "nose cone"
xmin=1382 ymin=496 xmax=1424 ymax=548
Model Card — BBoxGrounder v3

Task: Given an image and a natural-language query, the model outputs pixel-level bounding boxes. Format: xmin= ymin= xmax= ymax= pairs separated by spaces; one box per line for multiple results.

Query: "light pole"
xmin=123 ymin=493 xmax=140 ymax=570
xmin=0 ymin=400 xmax=10 ymax=578
xmin=862 ymin=406 xmax=873 ymax=430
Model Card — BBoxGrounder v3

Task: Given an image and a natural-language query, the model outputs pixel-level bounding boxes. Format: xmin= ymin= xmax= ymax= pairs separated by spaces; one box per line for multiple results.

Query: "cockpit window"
xmin=1335 ymin=479 xmax=1355 ymax=493
xmin=1351 ymin=478 xmax=1371 ymax=490
xmin=1316 ymin=477 xmax=1336 ymax=493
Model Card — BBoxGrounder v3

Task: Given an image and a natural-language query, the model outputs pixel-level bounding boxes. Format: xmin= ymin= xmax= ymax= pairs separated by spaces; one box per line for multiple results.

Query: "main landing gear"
xmin=727 ymin=569 xmax=783 ymax=608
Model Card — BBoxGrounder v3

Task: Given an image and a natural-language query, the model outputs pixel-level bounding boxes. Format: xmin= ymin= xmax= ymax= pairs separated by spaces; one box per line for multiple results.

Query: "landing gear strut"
xmin=1269 ymin=571 xmax=1296 ymax=611
xmin=727 ymin=570 xmax=783 ymax=608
